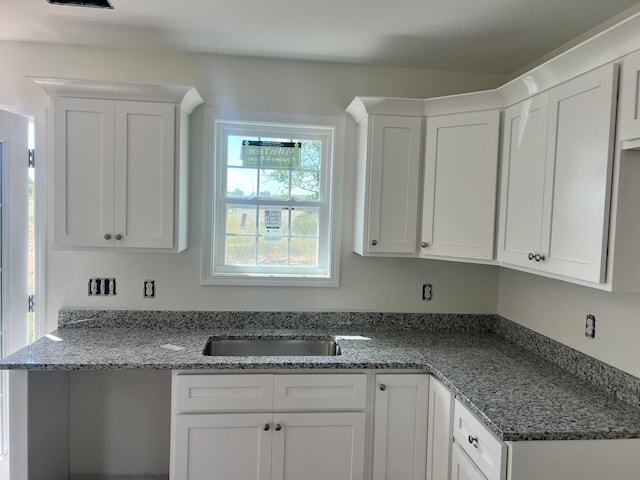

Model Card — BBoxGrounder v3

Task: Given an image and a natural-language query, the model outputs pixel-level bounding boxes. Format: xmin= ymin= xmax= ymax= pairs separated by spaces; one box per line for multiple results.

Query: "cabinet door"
xmin=271 ymin=412 xmax=365 ymax=480
xmin=427 ymin=377 xmax=454 ymax=480
xmin=372 ymin=374 xmax=428 ymax=480
xmin=620 ymin=49 xmax=640 ymax=144
xmin=114 ymin=101 xmax=176 ymax=248
xmin=451 ymin=443 xmax=488 ymax=480
xmin=52 ymin=97 xmax=115 ymax=248
xmin=497 ymin=93 xmax=549 ymax=269
xmin=365 ymin=115 xmax=422 ymax=255
xmin=421 ymin=110 xmax=500 ymax=261
xmin=540 ymin=63 xmax=618 ymax=282
xmin=171 ymin=413 xmax=272 ymax=480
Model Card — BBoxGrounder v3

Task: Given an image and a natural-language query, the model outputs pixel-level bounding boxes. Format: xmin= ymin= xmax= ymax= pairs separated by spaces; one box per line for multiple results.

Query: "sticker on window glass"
xmin=242 ymin=140 xmax=301 ymax=168
xmin=264 ymin=210 xmax=282 ymax=244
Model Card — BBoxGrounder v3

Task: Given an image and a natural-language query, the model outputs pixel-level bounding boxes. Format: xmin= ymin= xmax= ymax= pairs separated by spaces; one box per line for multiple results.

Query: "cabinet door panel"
xmin=271 ymin=412 xmax=365 ymax=480
xmin=367 ymin=115 xmax=422 ymax=255
xmin=497 ymin=93 xmax=549 ymax=268
xmin=541 ymin=63 xmax=618 ymax=282
xmin=114 ymin=101 xmax=176 ymax=248
xmin=421 ymin=110 xmax=500 ymax=260
xmin=427 ymin=377 xmax=454 ymax=480
xmin=373 ymin=374 xmax=428 ymax=480
xmin=620 ymin=49 xmax=640 ymax=143
xmin=53 ymin=97 xmax=115 ymax=248
xmin=452 ymin=443 xmax=488 ymax=480
xmin=171 ymin=413 xmax=272 ymax=480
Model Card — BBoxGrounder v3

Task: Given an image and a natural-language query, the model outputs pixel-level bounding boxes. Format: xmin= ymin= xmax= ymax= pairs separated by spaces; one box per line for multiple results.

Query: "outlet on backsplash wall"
xmin=585 ymin=314 xmax=596 ymax=339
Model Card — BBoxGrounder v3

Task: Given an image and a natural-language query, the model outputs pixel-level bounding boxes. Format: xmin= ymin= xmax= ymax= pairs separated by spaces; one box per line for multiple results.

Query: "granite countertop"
xmin=2 ymin=320 xmax=640 ymax=443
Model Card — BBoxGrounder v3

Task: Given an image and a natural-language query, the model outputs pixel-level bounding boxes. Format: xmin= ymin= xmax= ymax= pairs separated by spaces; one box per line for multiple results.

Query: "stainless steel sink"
xmin=202 ymin=337 xmax=341 ymax=356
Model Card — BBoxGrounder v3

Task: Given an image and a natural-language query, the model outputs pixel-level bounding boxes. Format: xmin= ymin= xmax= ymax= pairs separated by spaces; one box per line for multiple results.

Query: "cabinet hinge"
xmin=28 ymin=149 xmax=35 ymax=168
xmin=28 ymin=294 xmax=35 ymax=313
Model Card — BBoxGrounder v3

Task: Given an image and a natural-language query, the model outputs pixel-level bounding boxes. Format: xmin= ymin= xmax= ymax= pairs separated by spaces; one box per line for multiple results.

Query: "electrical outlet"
xmin=422 ymin=283 xmax=433 ymax=301
xmin=88 ymin=277 xmax=116 ymax=296
xmin=144 ymin=280 xmax=156 ymax=299
xmin=585 ymin=314 xmax=596 ymax=339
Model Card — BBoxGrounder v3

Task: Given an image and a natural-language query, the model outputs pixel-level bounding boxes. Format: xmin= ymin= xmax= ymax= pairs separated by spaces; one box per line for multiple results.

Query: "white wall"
xmin=497 ymin=268 xmax=640 ymax=378
xmin=0 ymin=41 xmax=506 ymax=333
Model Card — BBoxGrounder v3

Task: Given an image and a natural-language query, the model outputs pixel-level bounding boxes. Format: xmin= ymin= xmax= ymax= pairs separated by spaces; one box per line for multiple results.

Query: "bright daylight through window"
xmin=202 ymin=115 xmax=342 ymax=286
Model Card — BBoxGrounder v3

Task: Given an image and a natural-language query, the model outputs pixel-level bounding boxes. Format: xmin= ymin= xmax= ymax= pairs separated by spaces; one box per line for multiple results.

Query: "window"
xmin=202 ymin=112 xmax=343 ymax=286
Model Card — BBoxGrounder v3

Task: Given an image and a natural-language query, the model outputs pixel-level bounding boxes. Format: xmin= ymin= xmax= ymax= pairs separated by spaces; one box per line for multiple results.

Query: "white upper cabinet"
xmin=498 ymin=93 xmax=550 ymax=269
xmin=619 ymin=49 xmax=640 ymax=148
xmin=347 ymin=97 xmax=424 ymax=256
xmin=34 ymin=77 xmax=202 ymax=251
xmin=498 ymin=63 xmax=618 ymax=283
xmin=420 ymin=110 xmax=500 ymax=262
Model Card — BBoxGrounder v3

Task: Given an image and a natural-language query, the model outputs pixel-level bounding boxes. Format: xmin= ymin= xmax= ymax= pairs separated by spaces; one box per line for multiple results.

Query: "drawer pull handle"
xmin=468 ymin=435 xmax=478 ymax=448
xmin=379 ymin=384 xmax=387 ymax=391
xmin=274 ymin=423 xmax=282 ymax=431
xmin=371 ymin=239 xmax=378 ymax=246
xmin=263 ymin=423 xmax=270 ymax=431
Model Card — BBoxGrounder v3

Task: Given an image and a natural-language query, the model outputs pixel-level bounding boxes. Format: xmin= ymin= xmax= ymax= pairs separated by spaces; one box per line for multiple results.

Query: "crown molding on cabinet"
xmin=348 ymin=11 xmax=640 ymax=119
xmin=28 ymin=76 xmax=203 ymax=114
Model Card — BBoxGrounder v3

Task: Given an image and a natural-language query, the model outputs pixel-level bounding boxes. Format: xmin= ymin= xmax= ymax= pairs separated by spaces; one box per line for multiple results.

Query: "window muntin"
xmin=203 ymin=116 xmax=341 ymax=286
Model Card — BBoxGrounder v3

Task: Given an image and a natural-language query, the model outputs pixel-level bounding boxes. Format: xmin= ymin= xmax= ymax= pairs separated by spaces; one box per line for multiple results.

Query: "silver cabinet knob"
xmin=379 ymin=384 xmax=387 ymax=391
xmin=421 ymin=242 xmax=429 ymax=248
xmin=115 ymin=234 xmax=123 ymax=240
xmin=535 ymin=254 xmax=546 ymax=262
xmin=274 ymin=423 xmax=282 ymax=431
xmin=104 ymin=233 xmax=111 ymax=240
xmin=263 ymin=423 xmax=270 ymax=431
xmin=528 ymin=252 xmax=535 ymax=261
xmin=371 ymin=239 xmax=378 ymax=246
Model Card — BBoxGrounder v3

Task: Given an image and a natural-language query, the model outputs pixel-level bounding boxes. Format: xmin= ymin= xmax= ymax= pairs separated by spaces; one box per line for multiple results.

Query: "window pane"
xmin=257 ymin=237 xmax=289 ymax=266
xmin=301 ymin=140 xmax=322 ymax=169
xmin=227 ymin=167 xmax=257 ymax=198
xmin=291 ymin=171 xmax=320 ymax=200
xmin=290 ymin=238 xmax=318 ymax=266
xmin=226 ymin=206 xmax=257 ymax=234
xmin=259 ymin=169 xmax=289 ymax=199
xmin=258 ymin=207 xmax=290 ymax=236
xmin=291 ymin=208 xmax=319 ymax=236
xmin=227 ymin=135 xmax=256 ymax=167
xmin=225 ymin=235 xmax=256 ymax=265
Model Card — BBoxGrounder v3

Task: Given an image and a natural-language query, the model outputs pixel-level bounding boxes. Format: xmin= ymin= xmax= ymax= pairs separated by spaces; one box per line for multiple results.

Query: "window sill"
xmin=201 ymin=272 xmax=339 ymax=288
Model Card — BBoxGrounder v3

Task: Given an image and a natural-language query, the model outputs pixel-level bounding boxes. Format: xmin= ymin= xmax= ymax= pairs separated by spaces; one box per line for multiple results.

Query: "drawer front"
xmin=273 ymin=374 xmax=367 ymax=410
xmin=453 ymin=399 xmax=506 ymax=480
xmin=173 ymin=373 xmax=274 ymax=412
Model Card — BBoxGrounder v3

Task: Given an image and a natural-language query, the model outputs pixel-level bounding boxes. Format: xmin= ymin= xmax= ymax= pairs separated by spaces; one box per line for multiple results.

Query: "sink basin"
xmin=202 ymin=337 xmax=341 ymax=356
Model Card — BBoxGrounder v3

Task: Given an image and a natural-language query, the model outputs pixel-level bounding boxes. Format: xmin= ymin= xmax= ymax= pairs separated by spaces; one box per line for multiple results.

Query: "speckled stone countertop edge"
xmin=55 ymin=308 xmax=640 ymax=409
xmin=2 ymin=309 xmax=640 ymax=443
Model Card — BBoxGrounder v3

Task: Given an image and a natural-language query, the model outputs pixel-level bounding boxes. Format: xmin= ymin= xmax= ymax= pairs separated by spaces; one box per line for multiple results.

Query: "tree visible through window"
xmin=202 ymin=116 xmax=341 ymax=286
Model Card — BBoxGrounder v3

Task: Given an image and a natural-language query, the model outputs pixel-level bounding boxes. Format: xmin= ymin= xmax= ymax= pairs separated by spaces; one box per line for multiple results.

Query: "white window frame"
xmin=201 ymin=109 xmax=344 ymax=287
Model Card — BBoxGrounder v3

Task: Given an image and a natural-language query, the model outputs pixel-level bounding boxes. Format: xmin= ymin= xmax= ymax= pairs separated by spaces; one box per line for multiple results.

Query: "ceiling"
xmin=2 ymin=0 xmax=640 ymax=74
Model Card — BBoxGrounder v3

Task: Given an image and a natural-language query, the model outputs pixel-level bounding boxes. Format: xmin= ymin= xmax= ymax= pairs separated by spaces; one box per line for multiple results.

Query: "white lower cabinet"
xmin=427 ymin=376 xmax=454 ymax=480
xmin=170 ymin=372 xmax=367 ymax=480
xmin=172 ymin=411 xmax=365 ymax=480
xmin=454 ymin=397 xmax=640 ymax=480
xmin=452 ymin=443 xmax=488 ymax=480
xmin=372 ymin=374 xmax=429 ymax=480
